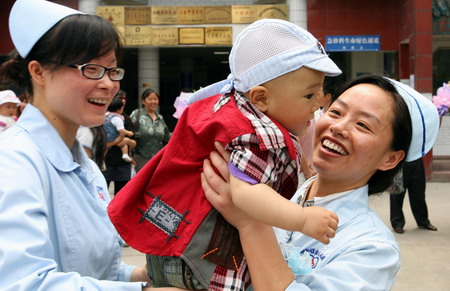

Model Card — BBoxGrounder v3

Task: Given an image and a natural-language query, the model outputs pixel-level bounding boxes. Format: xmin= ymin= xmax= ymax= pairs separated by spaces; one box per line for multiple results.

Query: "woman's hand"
xmin=201 ymin=142 xmax=254 ymax=230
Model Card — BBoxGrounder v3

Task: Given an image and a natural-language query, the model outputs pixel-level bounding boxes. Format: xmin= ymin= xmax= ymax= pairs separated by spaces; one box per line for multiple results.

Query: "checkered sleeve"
xmin=227 ymin=133 xmax=292 ymax=187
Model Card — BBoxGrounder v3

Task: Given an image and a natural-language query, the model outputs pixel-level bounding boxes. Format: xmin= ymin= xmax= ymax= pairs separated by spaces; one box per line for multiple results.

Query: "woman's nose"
xmin=329 ymin=119 xmax=350 ymax=138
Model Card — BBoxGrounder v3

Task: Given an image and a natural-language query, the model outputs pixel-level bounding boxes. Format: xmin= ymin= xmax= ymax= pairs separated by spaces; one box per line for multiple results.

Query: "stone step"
xmin=432 ymin=159 xmax=450 ymax=171
xmin=430 ymin=170 xmax=450 ymax=182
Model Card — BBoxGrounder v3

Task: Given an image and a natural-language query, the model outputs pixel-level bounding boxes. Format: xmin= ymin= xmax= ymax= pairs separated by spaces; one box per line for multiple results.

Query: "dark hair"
xmin=323 ymin=78 xmax=338 ymax=103
xmin=0 ymin=14 xmax=122 ymax=96
xmin=141 ymin=88 xmax=159 ymax=101
xmin=333 ymin=75 xmax=412 ymax=195
xmin=107 ymin=96 xmax=124 ymax=112
xmin=91 ymin=126 xmax=107 ymax=168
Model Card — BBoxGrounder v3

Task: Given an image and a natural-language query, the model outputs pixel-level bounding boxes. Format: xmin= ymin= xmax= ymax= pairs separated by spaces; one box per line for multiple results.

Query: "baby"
xmin=0 ymin=90 xmax=21 ymax=134
xmin=109 ymin=19 xmax=341 ymax=290
xmin=103 ymin=96 xmax=134 ymax=163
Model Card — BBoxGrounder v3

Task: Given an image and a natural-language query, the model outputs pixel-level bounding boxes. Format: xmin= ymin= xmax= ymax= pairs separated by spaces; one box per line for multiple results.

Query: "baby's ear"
xmin=248 ymin=86 xmax=270 ymax=112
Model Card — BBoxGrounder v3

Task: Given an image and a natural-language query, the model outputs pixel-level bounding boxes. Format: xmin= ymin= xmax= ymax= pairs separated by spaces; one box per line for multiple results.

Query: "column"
xmin=78 ymin=0 xmax=98 ymax=14
xmin=288 ymin=0 xmax=307 ymax=29
xmin=138 ymin=47 xmax=160 ymax=106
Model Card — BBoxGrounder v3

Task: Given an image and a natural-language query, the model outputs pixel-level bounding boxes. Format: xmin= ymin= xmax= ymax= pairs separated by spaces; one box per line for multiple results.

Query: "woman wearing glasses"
xmin=0 ymin=0 xmax=171 ymax=290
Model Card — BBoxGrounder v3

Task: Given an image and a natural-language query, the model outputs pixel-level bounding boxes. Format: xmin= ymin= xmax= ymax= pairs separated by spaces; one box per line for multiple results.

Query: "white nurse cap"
xmin=386 ymin=78 xmax=440 ymax=162
xmin=9 ymin=0 xmax=83 ymax=58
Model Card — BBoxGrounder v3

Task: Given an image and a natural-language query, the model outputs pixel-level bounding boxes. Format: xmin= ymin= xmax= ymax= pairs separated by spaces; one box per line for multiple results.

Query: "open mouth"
xmin=322 ymin=139 xmax=348 ymax=155
xmin=88 ymin=98 xmax=107 ymax=106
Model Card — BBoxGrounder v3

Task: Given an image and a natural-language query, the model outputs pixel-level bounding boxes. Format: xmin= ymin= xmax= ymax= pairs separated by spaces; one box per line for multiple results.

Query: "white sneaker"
xmin=122 ymin=154 xmax=132 ymax=163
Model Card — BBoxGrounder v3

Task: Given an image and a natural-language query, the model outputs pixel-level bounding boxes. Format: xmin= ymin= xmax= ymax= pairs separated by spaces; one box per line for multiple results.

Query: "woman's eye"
xmin=328 ymin=109 xmax=340 ymax=116
xmin=304 ymin=94 xmax=314 ymax=100
xmin=357 ymin=122 xmax=370 ymax=130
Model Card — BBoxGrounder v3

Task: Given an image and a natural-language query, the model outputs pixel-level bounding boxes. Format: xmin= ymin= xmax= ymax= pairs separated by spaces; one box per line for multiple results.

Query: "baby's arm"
xmin=230 ymin=175 xmax=338 ymax=244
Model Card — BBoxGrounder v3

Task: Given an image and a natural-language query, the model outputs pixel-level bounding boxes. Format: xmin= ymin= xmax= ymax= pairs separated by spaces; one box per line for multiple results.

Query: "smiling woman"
xmin=0 ymin=0 xmax=152 ymax=289
xmin=201 ymin=74 xmax=440 ymax=291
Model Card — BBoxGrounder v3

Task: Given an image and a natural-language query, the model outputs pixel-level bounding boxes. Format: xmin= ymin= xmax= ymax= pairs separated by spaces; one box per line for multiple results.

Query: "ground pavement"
xmin=121 ymin=182 xmax=450 ymax=290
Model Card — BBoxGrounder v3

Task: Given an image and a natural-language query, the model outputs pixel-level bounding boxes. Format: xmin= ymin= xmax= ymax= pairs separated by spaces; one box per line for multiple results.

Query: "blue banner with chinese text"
xmin=325 ymin=35 xmax=381 ymax=52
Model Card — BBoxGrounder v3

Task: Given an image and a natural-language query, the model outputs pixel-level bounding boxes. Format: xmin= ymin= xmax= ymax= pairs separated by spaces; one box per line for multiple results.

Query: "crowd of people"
xmin=0 ymin=0 xmax=442 ymax=290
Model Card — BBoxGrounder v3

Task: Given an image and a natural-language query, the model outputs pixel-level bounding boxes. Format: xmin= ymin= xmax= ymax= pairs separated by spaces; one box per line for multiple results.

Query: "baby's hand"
xmin=300 ymin=206 xmax=338 ymax=244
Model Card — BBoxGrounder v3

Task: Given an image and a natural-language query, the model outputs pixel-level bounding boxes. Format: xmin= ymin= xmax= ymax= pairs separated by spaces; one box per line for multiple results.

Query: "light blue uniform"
xmin=0 ymin=105 xmax=143 ymax=290
xmin=275 ymin=178 xmax=401 ymax=291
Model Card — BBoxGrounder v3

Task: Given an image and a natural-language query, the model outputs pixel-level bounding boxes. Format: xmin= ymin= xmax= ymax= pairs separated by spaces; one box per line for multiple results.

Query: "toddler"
xmin=0 ymin=90 xmax=20 ymax=134
xmin=109 ymin=19 xmax=341 ymax=290
xmin=103 ymin=96 xmax=133 ymax=163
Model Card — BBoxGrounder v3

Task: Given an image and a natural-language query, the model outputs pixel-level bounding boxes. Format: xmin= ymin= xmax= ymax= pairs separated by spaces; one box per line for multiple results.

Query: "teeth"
xmin=322 ymin=139 xmax=348 ymax=155
xmin=88 ymin=98 xmax=107 ymax=104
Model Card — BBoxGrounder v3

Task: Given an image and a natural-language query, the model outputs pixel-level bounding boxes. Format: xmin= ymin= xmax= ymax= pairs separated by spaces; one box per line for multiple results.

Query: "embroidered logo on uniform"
xmin=303 ymin=248 xmax=326 ymax=269
xmin=138 ymin=191 xmax=191 ymax=242
xmin=96 ymin=186 xmax=106 ymax=201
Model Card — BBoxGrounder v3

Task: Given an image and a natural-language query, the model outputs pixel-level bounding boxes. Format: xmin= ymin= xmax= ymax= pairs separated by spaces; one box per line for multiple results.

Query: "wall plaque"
xmin=125 ymin=25 xmax=152 ymax=46
xmin=257 ymin=5 xmax=289 ymax=20
xmin=231 ymin=5 xmax=257 ymax=24
xmin=205 ymin=27 xmax=232 ymax=45
xmin=96 ymin=6 xmax=125 ymax=26
xmin=152 ymin=27 xmax=178 ymax=46
xmin=179 ymin=28 xmax=205 ymax=45
xmin=125 ymin=6 xmax=151 ymax=25
xmin=204 ymin=6 xmax=231 ymax=24
xmin=178 ymin=6 xmax=205 ymax=25
xmin=151 ymin=6 xmax=178 ymax=25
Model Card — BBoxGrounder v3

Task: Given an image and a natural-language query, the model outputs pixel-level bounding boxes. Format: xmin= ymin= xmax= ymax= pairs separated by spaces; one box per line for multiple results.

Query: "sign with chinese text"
xmin=96 ymin=6 xmax=125 ymax=26
xmin=232 ymin=5 xmax=257 ymax=23
xmin=179 ymin=28 xmax=205 ymax=45
xmin=125 ymin=26 xmax=152 ymax=46
xmin=152 ymin=27 xmax=178 ymax=46
xmin=178 ymin=6 xmax=205 ymax=25
xmin=151 ymin=6 xmax=177 ymax=24
xmin=205 ymin=27 xmax=232 ymax=45
xmin=325 ymin=35 xmax=381 ymax=51
xmin=125 ymin=7 xmax=151 ymax=25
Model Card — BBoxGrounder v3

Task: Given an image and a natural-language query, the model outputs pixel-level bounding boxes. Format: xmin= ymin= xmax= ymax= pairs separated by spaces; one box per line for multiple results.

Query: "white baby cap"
xmin=9 ymin=0 xmax=83 ymax=58
xmin=187 ymin=19 xmax=341 ymax=105
xmin=230 ymin=18 xmax=341 ymax=93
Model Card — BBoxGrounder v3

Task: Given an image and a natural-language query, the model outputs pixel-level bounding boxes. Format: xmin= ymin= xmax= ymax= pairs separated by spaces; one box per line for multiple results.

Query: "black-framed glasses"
xmin=68 ymin=63 xmax=125 ymax=81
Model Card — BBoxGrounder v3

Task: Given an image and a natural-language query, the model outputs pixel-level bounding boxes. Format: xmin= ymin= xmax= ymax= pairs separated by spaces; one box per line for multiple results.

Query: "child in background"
xmin=109 ymin=19 xmax=341 ymax=290
xmin=0 ymin=90 xmax=21 ymax=133
xmin=103 ymin=96 xmax=134 ymax=163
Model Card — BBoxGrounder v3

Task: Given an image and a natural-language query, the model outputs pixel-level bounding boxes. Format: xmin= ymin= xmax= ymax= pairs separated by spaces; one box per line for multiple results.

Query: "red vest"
xmin=108 ymin=93 xmax=298 ymax=272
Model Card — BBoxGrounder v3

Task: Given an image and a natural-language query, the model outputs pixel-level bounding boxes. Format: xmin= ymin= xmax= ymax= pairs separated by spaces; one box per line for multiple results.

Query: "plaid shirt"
xmin=215 ymin=91 xmax=301 ymax=199
xmin=209 ymin=92 xmax=302 ymax=290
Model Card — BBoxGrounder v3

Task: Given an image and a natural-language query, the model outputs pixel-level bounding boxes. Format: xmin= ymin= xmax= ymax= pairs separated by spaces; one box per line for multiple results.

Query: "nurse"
xmin=0 ymin=0 xmax=155 ymax=290
xmin=201 ymin=75 xmax=439 ymax=290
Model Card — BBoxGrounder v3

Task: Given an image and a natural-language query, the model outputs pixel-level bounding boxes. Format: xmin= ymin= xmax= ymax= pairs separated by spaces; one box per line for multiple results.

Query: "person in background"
xmin=104 ymin=95 xmax=134 ymax=163
xmin=299 ymin=79 xmax=338 ymax=180
xmin=0 ymin=0 xmax=156 ymax=289
xmin=390 ymin=157 xmax=438 ymax=234
xmin=201 ymin=75 xmax=440 ymax=290
xmin=103 ymin=90 xmax=137 ymax=195
xmin=0 ymin=90 xmax=21 ymax=133
xmin=130 ymin=88 xmax=171 ymax=172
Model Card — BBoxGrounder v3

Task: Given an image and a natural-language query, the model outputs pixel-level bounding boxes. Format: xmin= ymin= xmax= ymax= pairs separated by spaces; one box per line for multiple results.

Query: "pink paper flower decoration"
xmin=432 ymin=82 xmax=450 ymax=117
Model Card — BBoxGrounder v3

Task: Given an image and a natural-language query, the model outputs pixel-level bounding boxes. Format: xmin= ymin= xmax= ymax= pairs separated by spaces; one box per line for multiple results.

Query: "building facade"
xmin=1 ymin=0 xmax=449 ymax=173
